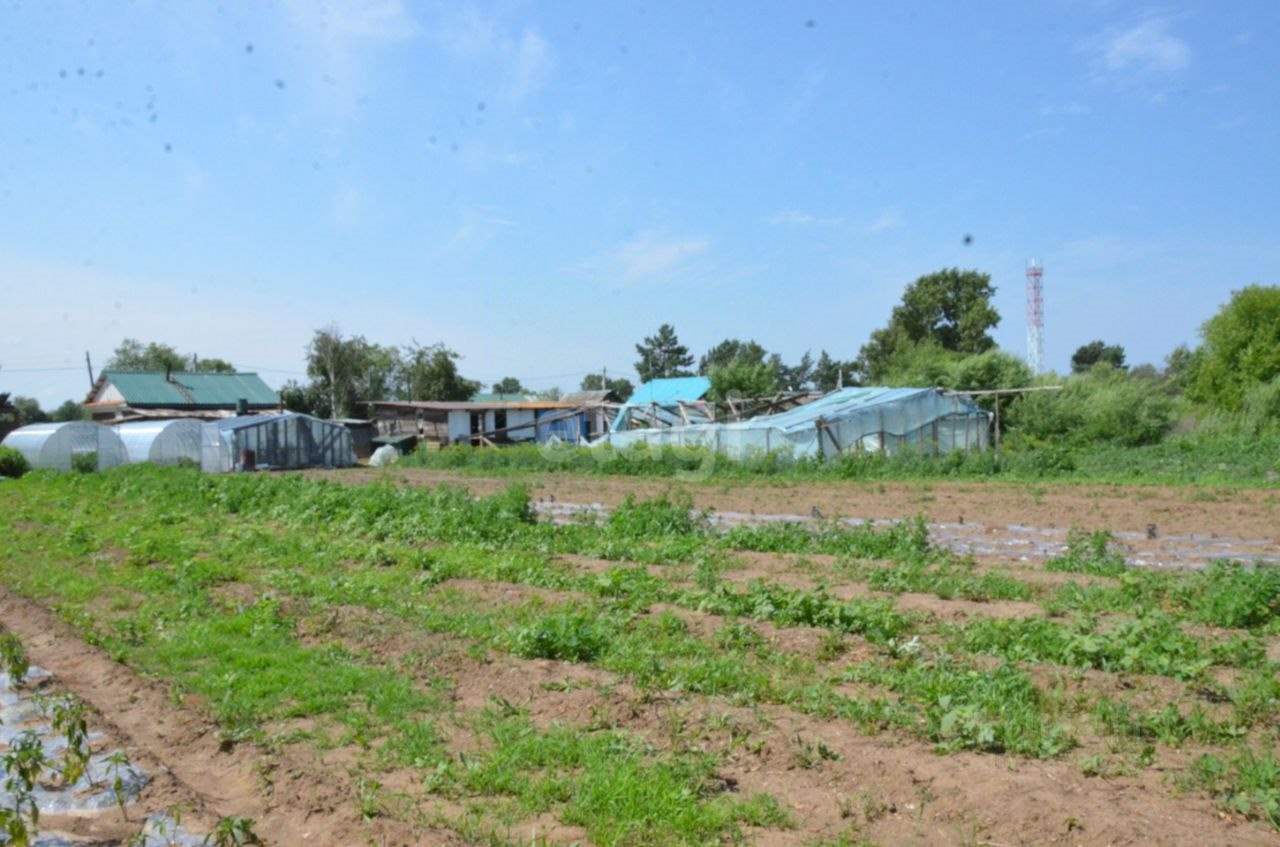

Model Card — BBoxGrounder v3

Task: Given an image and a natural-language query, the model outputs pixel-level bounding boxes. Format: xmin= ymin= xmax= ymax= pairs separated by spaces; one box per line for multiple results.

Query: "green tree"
xmin=355 ymin=344 xmax=402 ymax=406
xmin=580 ymin=373 xmax=635 ymax=401
xmin=305 ymin=325 xmax=370 ymax=418
xmin=1164 ymin=344 xmax=1198 ymax=390
xmin=11 ymin=396 xmax=47 ymax=425
xmin=811 ymin=351 xmax=858 ymax=392
xmin=1071 ymin=340 xmax=1126 ymax=374
xmin=106 ymin=338 xmax=235 ymax=373
xmin=279 ymin=379 xmax=325 ymax=417
xmin=492 ymin=377 xmax=526 ymax=395
xmin=396 ymin=343 xmax=479 ymax=401
xmin=1006 ymin=365 xmax=1175 ymax=447
xmin=50 ymin=399 xmax=87 ymax=422
xmin=949 ymin=350 xmax=1033 ymax=392
xmin=1187 ymin=284 xmax=1280 ymax=411
xmin=698 ymin=339 xmax=816 ymax=393
xmin=634 ymin=324 xmax=694 ymax=382
xmin=772 ymin=351 xmax=814 ymax=392
xmin=858 ymin=268 xmax=999 ymax=382
xmin=707 ymin=360 xmax=776 ymax=401
xmin=698 ymin=339 xmax=768 ymax=374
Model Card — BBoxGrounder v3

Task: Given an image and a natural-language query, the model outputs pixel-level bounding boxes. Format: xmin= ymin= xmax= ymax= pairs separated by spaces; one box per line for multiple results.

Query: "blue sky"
xmin=2 ymin=1 xmax=1277 ymax=405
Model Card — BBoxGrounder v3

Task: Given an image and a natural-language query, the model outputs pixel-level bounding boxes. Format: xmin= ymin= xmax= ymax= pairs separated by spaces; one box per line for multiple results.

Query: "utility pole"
xmin=85 ymin=351 xmax=95 ymax=388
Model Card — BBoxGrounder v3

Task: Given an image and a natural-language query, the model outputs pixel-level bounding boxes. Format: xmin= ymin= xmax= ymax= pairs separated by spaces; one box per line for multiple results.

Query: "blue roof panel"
xmin=624 ymin=376 xmax=711 ymax=406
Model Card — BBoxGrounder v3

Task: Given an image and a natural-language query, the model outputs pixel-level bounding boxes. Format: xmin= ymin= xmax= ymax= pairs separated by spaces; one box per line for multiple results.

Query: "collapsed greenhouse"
xmin=601 ymin=387 xmax=991 ymax=459
xmin=115 ymin=419 xmax=205 ymax=466
xmin=0 ymin=421 xmax=129 ymax=471
xmin=200 ymin=413 xmax=355 ymax=472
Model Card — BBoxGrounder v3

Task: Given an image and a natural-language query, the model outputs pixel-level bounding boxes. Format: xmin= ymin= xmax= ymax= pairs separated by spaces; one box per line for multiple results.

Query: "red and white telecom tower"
xmin=1026 ymin=259 xmax=1044 ymax=374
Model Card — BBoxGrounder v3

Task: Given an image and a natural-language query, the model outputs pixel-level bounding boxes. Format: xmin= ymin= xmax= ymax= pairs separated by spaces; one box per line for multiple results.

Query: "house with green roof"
xmin=84 ymin=369 xmax=279 ymax=423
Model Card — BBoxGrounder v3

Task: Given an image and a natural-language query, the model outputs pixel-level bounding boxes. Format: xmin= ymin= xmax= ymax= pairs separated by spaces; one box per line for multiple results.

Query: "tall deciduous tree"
xmin=11 ymin=396 xmax=48 ymax=425
xmin=1071 ymin=340 xmax=1127 ymax=374
xmin=397 ymin=343 xmax=479 ymax=402
xmin=700 ymin=340 xmax=816 ymax=393
xmin=305 ymin=325 xmax=369 ymax=418
xmin=707 ymin=360 xmax=776 ymax=401
xmin=698 ymin=339 xmax=768 ymax=374
xmin=492 ymin=377 xmax=526 ymax=395
xmin=858 ymin=269 xmax=999 ymax=383
xmin=50 ymin=400 xmax=87 ymax=422
xmin=106 ymin=338 xmax=236 ymax=373
xmin=1187 ymin=284 xmax=1280 ymax=411
xmin=635 ymin=324 xmax=695 ymax=382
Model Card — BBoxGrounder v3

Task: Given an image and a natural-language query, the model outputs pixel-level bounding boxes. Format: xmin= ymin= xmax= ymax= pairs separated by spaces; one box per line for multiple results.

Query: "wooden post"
xmin=815 ymin=417 xmax=842 ymax=455
xmin=993 ymin=394 xmax=1001 ymax=456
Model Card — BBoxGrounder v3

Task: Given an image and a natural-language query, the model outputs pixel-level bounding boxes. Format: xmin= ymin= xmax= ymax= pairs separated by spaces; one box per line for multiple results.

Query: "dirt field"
xmin=4 ymin=469 xmax=1280 ymax=845
xmin=331 ymin=468 xmax=1280 ymax=569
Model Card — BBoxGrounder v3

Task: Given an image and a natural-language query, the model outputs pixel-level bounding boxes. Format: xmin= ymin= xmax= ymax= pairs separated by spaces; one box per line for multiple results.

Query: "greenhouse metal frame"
xmin=601 ymin=387 xmax=991 ymax=459
xmin=115 ymin=419 xmax=205 ymax=466
xmin=201 ymin=413 xmax=355 ymax=472
xmin=0 ymin=421 xmax=129 ymax=471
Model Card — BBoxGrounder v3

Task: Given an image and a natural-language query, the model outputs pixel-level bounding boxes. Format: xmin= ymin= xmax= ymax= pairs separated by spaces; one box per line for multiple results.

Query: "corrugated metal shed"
xmin=89 ymin=371 xmax=278 ymax=408
xmin=625 ymin=377 xmax=710 ymax=406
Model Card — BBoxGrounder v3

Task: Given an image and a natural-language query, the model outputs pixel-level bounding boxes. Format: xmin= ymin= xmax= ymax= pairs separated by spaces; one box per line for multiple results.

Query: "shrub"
xmin=0 ymin=445 xmax=30 ymax=478
xmin=1006 ymin=365 xmax=1176 ymax=447
xmin=71 ymin=451 xmax=98 ymax=474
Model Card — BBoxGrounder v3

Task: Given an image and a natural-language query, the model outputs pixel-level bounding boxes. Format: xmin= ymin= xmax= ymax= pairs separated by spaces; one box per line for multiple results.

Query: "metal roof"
xmin=216 ymin=412 xmax=346 ymax=432
xmin=471 ymin=392 xmax=534 ymax=403
xmin=560 ymin=390 xmax=617 ymax=405
xmin=623 ymin=376 xmax=710 ymax=407
xmin=93 ymin=370 xmax=278 ymax=408
xmin=371 ymin=400 xmax=575 ymax=411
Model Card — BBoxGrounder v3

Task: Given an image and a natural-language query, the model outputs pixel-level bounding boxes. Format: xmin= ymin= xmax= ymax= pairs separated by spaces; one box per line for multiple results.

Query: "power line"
xmin=0 ymin=366 xmax=84 ymax=373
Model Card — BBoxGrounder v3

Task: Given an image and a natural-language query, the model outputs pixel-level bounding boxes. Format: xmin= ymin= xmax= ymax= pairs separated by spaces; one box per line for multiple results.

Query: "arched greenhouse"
xmin=0 ymin=422 xmax=129 ymax=472
xmin=115 ymin=419 xmax=204 ymax=466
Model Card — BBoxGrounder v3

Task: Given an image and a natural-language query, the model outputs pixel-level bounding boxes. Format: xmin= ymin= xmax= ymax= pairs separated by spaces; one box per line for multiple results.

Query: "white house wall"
xmin=447 ymin=411 xmax=471 ymax=442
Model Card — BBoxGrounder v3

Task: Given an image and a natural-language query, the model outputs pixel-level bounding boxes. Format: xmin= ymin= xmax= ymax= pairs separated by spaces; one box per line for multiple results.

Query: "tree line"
xmin=3 ymin=272 xmax=1277 ymax=448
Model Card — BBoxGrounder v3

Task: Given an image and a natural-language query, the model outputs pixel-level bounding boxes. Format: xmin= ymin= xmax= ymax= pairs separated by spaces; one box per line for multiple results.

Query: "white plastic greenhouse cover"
xmin=600 ymin=387 xmax=991 ymax=460
xmin=115 ymin=419 xmax=204 ymax=466
xmin=0 ymin=422 xmax=129 ymax=471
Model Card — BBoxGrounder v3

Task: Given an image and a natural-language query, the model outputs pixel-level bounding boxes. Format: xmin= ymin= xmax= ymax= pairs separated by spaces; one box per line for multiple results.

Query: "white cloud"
xmin=766 ymin=210 xmax=844 ymax=227
xmin=441 ymin=207 xmax=516 ymax=255
xmin=866 ymin=208 xmax=905 ymax=233
xmin=1038 ymin=101 xmax=1091 ymax=118
xmin=615 ymin=234 xmax=708 ymax=281
xmin=279 ymin=0 xmax=419 ymax=118
xmin=284 ymin=0 xmax=418 ymax=46
xmin=505 ymin=30 xmax=553 ymax=103
xmin=428 ymin=8 xmax=554 ymax=104
xmin=574 ymin=233 xmax=710 ymax=285
xmin=784 ymin=63 xmax=826 ymax=125
xmin=1095 ymin=17 xmax=1190 ymax=77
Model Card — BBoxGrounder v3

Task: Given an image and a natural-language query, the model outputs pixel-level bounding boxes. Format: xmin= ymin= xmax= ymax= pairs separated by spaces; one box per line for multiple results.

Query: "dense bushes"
xmin=0 ymin=445 xmax=30 ymax=478
xmin=1005 ymin=365 xmax=1176 ymax=448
